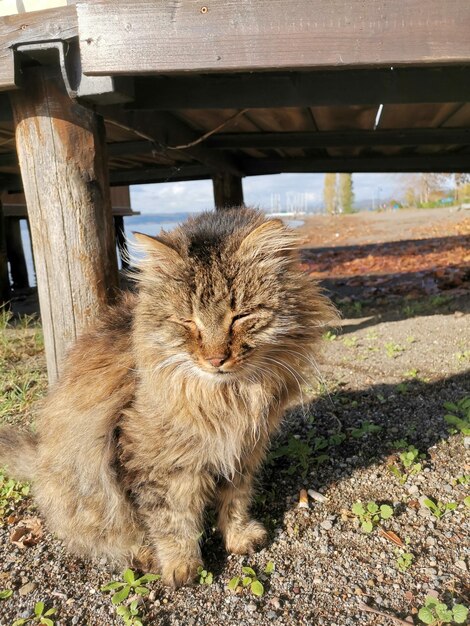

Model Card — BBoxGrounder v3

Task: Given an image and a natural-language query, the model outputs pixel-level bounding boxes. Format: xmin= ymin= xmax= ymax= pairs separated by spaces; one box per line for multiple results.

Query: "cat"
xmin=0 ymin=208 xmax=336 ymax=587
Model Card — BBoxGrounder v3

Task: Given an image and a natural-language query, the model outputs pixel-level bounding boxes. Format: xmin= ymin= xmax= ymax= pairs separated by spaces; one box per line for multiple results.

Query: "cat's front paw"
xmin=161 ymin=558 xmax=201 ymax=588
xmin=225 ymin=520 xmax=268 ymax=555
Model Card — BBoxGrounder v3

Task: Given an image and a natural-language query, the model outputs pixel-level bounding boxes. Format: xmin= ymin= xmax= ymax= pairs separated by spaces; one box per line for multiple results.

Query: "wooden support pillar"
xmin=213 ymin=173 xmax=244 ymax=210
xmin=10 ymin=66 xmax=119 ymax=383
xmin=114 ymin=216 xmax=129 ymax=271
xmin=5 ymin=217 xmax=29 ymax=289
xmin=0 ymin=199 xmax=11 ymax=306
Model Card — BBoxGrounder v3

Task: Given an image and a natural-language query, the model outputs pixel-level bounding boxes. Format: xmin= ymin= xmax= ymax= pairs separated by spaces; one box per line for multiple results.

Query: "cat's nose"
xmin=206 ymin=354 xmax=228 ymax=368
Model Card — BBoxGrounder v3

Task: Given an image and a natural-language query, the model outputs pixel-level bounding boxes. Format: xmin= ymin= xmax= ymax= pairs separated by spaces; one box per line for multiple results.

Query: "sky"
xmin=129 ymin=173 xmax=408 ymax=215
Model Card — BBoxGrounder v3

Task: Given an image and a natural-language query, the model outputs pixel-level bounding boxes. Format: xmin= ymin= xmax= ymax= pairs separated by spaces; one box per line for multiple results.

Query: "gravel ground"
xmin=1 ymin=211 xmax=469 ymax=626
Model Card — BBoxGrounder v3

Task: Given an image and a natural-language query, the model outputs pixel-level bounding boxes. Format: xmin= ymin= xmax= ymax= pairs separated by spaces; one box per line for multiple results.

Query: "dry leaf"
xmin=10 ymin=516 xmax=43 ymax=548
xmin=378 ymin=527 xmax=404 ymax=547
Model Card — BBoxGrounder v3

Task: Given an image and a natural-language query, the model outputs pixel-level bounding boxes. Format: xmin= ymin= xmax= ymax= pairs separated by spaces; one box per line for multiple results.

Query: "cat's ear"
xmin=132 ymin=232 xmax=183 ymax=273
xmin=237 ymin=219 xmax=299 ymax=260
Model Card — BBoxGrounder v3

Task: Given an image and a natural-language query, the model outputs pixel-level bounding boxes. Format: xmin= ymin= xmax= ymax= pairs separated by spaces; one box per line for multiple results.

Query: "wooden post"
xmin=5 ymin=217 xmax=29 ymax=289
xmin=213 ymin=173 xmax=244 ymax=210
xmin=10 ymin=66 xmax=119 ymax=383
xmin=0 ymin=199 xmax=11 ymax=306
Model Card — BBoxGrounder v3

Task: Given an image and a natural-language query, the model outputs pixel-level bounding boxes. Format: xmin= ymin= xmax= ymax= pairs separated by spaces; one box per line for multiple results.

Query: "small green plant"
xmin=417 ymin=595 xmax=468 ymax=625
xmin=422 ymin=498 xmax=458 ymax=520
xmin=0 ymin=467 xmax=30 ymax=517
xmin=455 ymin=350 xmax=470 ymax=362
xmin=197 ymin=566 xmax=213 ymax=585
xmin=0 ymin=589 xmax=12 ymax=600
xmin=452 ymin=474 xmax=469 ymax=486
xmin=323 ymin=330 xmax=337 ymax=341
xmin=116 ymin=600 xmax=144 ymax=626
xmin=101 ymin=569 xmax=160 ymax=605
xmin=343 ymin=336 xmax=358 ymax=348
xmin=268 ymin=426 xmax=345 ymax=479
xmin=404 ymin=368 xmax=419 ymax=379
xmin=228 ymin=562 xmax=274 ymax=597
xmin=389 ymin=445 xmax=424 ymax=484
xmin=384 ymin=342 xmax=405 ymax=358
xmin=350 ymin=421 xmax=382 ymax=438
xmin=444 ymin=397 xmax=470 ymax=436
xmin=463 ymin=495 xmax=470 ymax=508
xmin=12 ymin=602 xmax=56 ymax=626
xmin=395 ymin=550 xmax=414 ymax=572
xmin=351 ymin=501 xmax=393 ymax=533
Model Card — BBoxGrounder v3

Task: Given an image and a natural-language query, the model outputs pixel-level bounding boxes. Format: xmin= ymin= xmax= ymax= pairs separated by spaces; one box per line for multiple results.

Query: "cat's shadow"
xmin=201 ymin=370 xmax=468 ymax=573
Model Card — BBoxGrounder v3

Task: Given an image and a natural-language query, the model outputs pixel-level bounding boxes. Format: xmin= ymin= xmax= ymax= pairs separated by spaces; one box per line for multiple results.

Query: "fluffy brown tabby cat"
xmin=0 ymin=208 xmax=336 ymax=587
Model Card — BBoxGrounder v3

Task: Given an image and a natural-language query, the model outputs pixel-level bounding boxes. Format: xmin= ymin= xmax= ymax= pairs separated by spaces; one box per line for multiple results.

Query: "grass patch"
xmin=0 ymin=309 xmax=46 ymax=428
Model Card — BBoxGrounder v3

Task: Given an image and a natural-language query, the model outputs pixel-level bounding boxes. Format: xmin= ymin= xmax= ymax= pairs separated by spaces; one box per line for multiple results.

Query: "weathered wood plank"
xmin=0 ymin=4 xmax=77 ymax=91
xmin=208 ymin=129 xmax=470 ymax=150
xmin=101 ymin=107 xmax=243 ymax=177
xmin=78 ymin=0 xmax=470 ymax=76
xmin=10 ymin=66 xmax=119 ymax=383
xmin=131 ymin=68 xmax=470 ymax=110
xmin=241 ymin=154 xmax=470 ymax=174
xmin=213 ymin=173 xmax=244 ymax=210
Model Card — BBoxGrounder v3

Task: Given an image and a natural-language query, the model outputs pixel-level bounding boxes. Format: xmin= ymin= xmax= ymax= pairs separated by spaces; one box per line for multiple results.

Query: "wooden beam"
xmin=10 ymin=66 xmax=119 ymax=383
xmin=0 ymin=198 xmax=10 ymax=305
xmin=109 ymin=164 xmax=211 ymax=186
xmin=78 ymin=0 xmax=470 ymax=76
xmin=0 ymin=4 xmax=78 ymax=91
xmin=209 ymin=129 xmax=470 ymax=150
xmin=130 ymin=68 xmax=470 ymax=110
xmin=213 ymin=173 xmax=244 ymax=210
xmin=102 ymin=107 xmax=243 ymax=177
xmin=241 ymin=154 xmax=470 ymax=174
xmin=5 ymin=217 xmax=28 ymax=289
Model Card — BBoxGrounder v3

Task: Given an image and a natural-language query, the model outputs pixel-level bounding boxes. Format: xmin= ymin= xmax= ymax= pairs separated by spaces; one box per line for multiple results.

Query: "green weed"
xmin=417 ymin=595 xmax=468 ymax=625
xmin=12 ymin=602 xmax=56 ymax=626
xmin=101 ymin=569 xmax=160 ymax=605
xmin=197 ymin=567 xmax=213 ymax=585
xmin=444 ymin=397 xmax=470 ymax=437
xmin=0 ymin=589 xmax=12 ymax=600
xmin=0 ymin=467 xmax=30 ymax=517
xmin=228 ymin=562 xmax=274 ymax=597
xmin=384 ymin=342 xmax=405 ymax=358
xmin=350 ymin=421 xmax=382 ymax=438
xmin=422 ymin=498 xmax=458 ymax=520
xmin=395 ymin=550 xmax=414 ymax=572
xmin=389 ymin=445 xmax=424 ymax=484
xmin=351 ymin=501 xmax=393 ymax=533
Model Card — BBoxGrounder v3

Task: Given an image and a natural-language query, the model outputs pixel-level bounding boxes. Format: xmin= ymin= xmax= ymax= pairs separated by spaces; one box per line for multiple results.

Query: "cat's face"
xmin=133 ymin=209 xmax=331 ymax=381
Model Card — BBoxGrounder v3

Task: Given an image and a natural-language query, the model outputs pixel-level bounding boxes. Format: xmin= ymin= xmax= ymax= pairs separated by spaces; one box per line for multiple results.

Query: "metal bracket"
xmin=13 ymin=39 xmax=134 ymax=105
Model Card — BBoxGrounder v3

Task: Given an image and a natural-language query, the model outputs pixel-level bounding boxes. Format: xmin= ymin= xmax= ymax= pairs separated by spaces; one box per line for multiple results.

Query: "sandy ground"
xmin=0 ymin=208 xmax=469 ymax=626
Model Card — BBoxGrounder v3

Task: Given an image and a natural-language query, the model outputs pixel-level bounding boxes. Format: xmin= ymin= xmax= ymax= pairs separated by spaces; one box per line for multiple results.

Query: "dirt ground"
xmin=0 ymin=207 xmax=469 ymax=626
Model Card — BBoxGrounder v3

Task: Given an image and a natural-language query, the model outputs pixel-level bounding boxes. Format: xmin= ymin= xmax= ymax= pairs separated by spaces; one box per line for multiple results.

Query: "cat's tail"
xmin=0 ymin=427 xmax=38 ymax=481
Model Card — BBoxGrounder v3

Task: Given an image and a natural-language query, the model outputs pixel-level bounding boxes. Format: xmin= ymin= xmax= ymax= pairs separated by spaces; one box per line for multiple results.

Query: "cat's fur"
xmin=0 ymin=208 xmax=336 ymax=587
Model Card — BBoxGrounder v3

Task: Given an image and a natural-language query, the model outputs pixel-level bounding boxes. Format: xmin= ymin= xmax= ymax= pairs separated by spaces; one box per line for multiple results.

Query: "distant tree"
xmin=454 ymin=173 xmax=470 ymax=202
xmin=323 ymin=173 xmax=337 ymax=214
xmin=418 ymin=173 xmax=447 ymax=205
xmin=338 ymin=173 xmax=354 ymax=213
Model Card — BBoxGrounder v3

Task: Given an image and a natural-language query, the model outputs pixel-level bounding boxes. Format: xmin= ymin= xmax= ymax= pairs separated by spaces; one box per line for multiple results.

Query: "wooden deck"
xmin=0 ymin=0 xmax=469 ymax=380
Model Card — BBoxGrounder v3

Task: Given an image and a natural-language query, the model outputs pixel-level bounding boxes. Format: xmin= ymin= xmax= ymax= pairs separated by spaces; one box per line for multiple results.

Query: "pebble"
xmin=72 ymin=617 xmax=80 ymax=625
xmin=270 ymin=597 xmax=281 ymax=610
xmin=19 ymin=581 xmax=37 ymax=596
xmin=455 ymin=560 xmax=467 ymax=571
xmin=246 ymin=603 xmax=257 ymax=613
xmin=408 ymin=485 xmax=419 ymax=495
xmin=267 ymin=611 xmax=278 ymax=620
xmin=320 ymin=520 xmax=333 ymax=531
xmin=425 ymin=568 xmax=437 ymax=577
xmin=464 ymin=437 xmax=470 ymax=449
